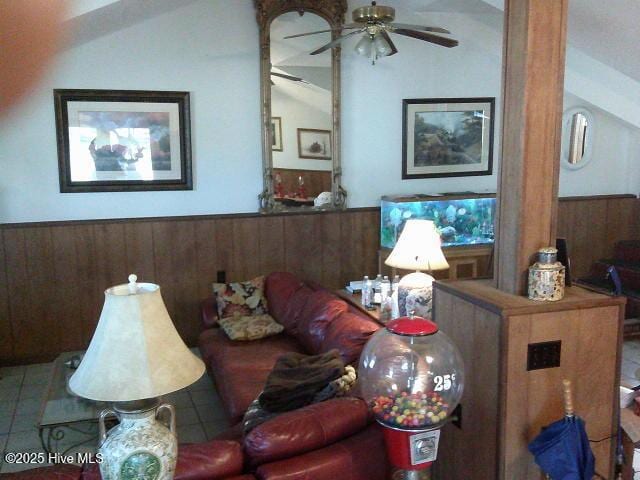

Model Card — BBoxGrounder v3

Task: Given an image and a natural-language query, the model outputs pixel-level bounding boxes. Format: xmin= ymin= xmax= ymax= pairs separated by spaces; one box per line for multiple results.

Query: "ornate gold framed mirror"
xmin=255 ymin=0 xmax=348 ymax=212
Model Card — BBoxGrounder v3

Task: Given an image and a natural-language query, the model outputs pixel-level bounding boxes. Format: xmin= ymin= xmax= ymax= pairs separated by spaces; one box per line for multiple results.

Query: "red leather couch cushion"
xmin=320 ymin=311 xmax=381 ymax=365
xmin=2 ymin=465 xmax=82 ymax=480
xmin=264 ymin=272 xmax=304 ymax=325
xmin=254 ymin=424 xmax=387 ymax=480
xmin=81 ymin=440 xmax=245 ymax=480
xmin=295 ymin=290 xmax=349 ymax=353
xmin=244 ymin=397 xmax=370 ymax=466
xmin=198 ymin=328 xmax=304 ymax=422
xmin=174 ymin=440 xmax=244 ymax=480
xmin=279 ymin=285 xmax=314 ymax=335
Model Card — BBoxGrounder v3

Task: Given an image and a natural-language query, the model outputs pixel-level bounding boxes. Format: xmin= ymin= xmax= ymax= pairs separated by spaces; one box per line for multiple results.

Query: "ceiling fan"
xmin=284 ymin=1 xmax=458 ymax=64
xmin=270 ymin=71 xmax=309 ymax=85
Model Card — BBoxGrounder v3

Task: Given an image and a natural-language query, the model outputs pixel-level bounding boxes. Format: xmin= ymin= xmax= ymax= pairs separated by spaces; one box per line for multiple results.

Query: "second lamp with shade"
xmin=385 ymin=219 xmax=449 ymax=318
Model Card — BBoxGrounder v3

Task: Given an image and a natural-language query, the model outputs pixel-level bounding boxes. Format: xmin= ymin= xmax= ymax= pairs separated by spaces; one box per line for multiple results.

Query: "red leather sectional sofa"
xmin=198 ymin=271 xmax=389 ymax=479
xmin=5 ymin=272 xmax=389 ymax=479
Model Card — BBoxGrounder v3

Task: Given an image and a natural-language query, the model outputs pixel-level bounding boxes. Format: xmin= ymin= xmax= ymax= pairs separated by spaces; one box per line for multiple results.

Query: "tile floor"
xmin=0 ymin=349 xmax=231 ymax=474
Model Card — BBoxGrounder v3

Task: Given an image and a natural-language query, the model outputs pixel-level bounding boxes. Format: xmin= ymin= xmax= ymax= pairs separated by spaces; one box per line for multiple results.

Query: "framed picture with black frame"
xmin=402 ymin=97 xmax=495 ymax=179
xmin=54 ymin=89 xmax=192 ymax=192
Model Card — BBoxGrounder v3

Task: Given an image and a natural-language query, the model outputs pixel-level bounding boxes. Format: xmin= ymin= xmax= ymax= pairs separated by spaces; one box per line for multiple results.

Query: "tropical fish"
xmin=389 ymin=208 xmax=403 ymax=243
xmin=445 ymin=205 xmax=457 ymax=223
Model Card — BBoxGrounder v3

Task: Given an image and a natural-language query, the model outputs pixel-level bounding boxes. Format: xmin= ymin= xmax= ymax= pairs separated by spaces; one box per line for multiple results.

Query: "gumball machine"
xmin=359 ymin=315 xmax=464 ymax=480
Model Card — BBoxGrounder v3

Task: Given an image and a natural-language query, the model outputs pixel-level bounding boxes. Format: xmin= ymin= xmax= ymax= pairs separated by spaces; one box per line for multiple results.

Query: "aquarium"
xmin=381 ymin=194 xmax=496 ymax=249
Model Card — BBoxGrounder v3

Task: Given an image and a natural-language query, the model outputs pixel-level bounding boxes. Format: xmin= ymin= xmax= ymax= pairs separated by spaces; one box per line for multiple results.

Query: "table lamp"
xmin=69 ymin=274 xmax=205 ymax=480
xmin=385 ymin=219 xmax=449 ymax=318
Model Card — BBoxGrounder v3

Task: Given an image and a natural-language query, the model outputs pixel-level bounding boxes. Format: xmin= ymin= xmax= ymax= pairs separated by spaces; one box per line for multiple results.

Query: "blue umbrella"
xmin=528 ymin=380 xmax=595 ymax=480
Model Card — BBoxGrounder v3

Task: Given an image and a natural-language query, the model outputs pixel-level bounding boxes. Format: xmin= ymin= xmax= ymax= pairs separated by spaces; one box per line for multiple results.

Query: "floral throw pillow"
xmin=213 ymin=276 xmax=268 ymax=320
xmin=219 ymin=314 xmax=284 ymax=341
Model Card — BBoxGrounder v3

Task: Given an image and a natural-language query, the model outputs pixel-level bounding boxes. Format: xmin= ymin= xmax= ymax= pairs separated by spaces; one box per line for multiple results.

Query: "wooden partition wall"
xmin=0 ymin=194 xmax=637 ymax=365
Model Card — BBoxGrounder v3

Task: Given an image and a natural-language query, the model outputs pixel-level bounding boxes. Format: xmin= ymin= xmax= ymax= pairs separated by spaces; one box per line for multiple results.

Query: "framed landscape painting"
xmin=54 ymin=89 xmax=192 ymax=192
xmin=402 ymin=97 xmax=495 ymax=179
xmin=297 ymin=128 xmax=332 ymax=160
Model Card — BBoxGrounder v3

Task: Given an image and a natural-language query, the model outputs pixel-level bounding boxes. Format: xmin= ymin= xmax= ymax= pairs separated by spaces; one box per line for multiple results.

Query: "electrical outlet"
xmin=217 ymin=270 xmax=226 ymax=283
xmin=527 ymin=340 xmax=561 ymax=371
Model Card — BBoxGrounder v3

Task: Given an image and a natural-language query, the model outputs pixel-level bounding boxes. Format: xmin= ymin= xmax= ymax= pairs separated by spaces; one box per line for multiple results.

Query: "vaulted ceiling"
xmin=62 ymin=0 xmax=640 ymax=128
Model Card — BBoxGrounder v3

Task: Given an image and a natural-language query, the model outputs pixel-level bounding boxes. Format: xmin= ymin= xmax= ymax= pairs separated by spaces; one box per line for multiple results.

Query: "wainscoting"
xmin=0 ymin=209 xmax=379 ymax=364
xmin=556 ymin=194 xmax=640 ymax=278
xmin=1 ymin=194 xmax=638 ymax=365
xmin=273 ymin=168 xmax=332 ymax=198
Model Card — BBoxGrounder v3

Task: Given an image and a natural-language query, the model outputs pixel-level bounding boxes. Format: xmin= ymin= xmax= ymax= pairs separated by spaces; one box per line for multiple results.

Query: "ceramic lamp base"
xmin=397 ymin=271 xmax=435 ymax=318
xmin=98 ymin=399 xmax=177 ymax=480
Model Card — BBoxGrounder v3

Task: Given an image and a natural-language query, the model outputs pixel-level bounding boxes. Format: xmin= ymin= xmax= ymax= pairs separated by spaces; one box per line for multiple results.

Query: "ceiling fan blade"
xmin=393 ymin=29 xmax=458 ymax=48
xmin=271 ymin=71 xmax=307 ymax=83
xmin=380 ymin=30 xmax=398 ymax=56
xmin=310 ymin=29 xmax=364 ymax=55
xmin=389 ymin=23 xmax=450 ymax=34
xmin=284 ymin=26 xmax=359 ymax=39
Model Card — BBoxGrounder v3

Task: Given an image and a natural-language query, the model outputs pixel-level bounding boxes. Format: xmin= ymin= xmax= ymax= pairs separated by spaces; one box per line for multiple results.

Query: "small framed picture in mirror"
xmin=297 ymin=128 xmax=332 ymax=160
xmin=272 ymin=117 xmax=283 ymax=151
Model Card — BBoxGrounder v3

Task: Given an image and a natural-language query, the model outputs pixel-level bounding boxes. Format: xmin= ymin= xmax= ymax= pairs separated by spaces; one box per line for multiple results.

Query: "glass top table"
xmin=38 ymin=351 xmax=108 ymax=454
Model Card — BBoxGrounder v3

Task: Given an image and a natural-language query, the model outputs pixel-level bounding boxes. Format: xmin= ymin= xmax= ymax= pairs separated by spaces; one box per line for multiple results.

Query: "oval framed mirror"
xmin=255 ymin=0 xmax=348 ymax=212
xmin=560 ymin=107 xmax=595 ymax=170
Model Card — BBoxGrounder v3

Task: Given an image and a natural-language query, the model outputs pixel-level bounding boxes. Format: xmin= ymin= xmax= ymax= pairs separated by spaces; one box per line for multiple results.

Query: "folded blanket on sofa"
xmin=258 ymin=349 xmax=345 ymax=412
xmin=243 ymin=359 xmax=356 ymax=434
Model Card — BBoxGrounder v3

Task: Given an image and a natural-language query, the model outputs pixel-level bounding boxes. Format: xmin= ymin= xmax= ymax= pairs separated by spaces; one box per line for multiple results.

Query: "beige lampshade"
xmin=385 ymin=219 xmax=449 ymax=271
xmin=69 ymin=276 xmax=205 ymax=402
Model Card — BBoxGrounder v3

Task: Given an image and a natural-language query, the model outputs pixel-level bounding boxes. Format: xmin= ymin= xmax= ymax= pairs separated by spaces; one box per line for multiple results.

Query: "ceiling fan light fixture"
xmin=355 ymin=34 xmax=373 ymax=57
xmin=373 ymin=32 xmax=393 ymax=57
xmin=288 ymin=2 xmax=457 ymax=60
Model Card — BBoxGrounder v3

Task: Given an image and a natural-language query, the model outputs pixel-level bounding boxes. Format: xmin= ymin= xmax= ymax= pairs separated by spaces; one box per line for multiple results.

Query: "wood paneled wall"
xmin=557 ymin=194 xmax=640 ymax=278
xmin=273 ymin=168 xmax=332 ymax=197
xmin=0 ymin=195 xmax=637 ymax=365
xmin=0 ymin=210 xmax=379 ymax=365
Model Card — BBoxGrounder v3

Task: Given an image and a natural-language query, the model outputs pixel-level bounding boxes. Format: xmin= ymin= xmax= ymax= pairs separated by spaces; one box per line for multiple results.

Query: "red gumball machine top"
xmin=386 ymin=316 xmax=439 ymax=336
xmin=359 ymin=315 xmax=464 ymax=431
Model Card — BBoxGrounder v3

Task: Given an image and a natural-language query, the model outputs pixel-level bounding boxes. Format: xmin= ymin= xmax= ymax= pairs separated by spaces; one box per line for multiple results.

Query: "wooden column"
xmin=495 ymin=0 xmax=569 ymax=295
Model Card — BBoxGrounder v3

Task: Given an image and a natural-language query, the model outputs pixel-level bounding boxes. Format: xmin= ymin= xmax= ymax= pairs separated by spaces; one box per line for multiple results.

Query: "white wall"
xmin=1 ymin=0 xmax=637 ymax=223
xmin=341 ymin=25 xmax=502 ymax=207
xmin=271 ymin=87 xmax=332 ymax=172
xmin=631 ymin=130 xmax=640 ymax=195
xmin=558 ymin=93 xmax=639 ymax=196
xmin=0 ymin=0 xmax=261 ymax=223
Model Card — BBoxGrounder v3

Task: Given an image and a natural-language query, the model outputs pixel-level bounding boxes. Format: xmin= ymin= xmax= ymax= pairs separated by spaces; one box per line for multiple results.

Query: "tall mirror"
xmin=255 ymin=0 xmax=347 ymax=212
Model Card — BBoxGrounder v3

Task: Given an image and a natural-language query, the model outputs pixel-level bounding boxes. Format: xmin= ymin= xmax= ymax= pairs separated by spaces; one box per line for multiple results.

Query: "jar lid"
xmin=386 ymin=316 xmax=439 ymax=336
xmin=537 ymin=246 xmax=558 ymax=264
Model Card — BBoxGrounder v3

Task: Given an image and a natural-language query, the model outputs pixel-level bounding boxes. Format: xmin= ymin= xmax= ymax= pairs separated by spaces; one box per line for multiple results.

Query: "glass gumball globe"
xmin=359 ymin=316 xmax=464 ymax=431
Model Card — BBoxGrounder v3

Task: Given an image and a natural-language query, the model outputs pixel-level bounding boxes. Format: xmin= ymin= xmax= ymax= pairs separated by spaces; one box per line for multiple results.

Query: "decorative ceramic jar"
xmin=98 ymin=402 xmax=177 ymax=480
xmin=528 ymin=247 xmax=565 ymax=302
